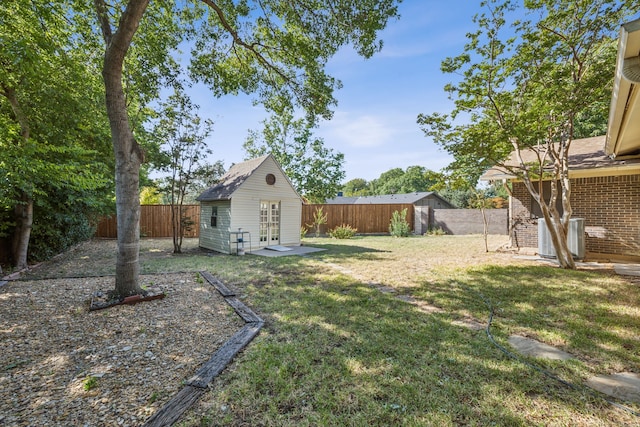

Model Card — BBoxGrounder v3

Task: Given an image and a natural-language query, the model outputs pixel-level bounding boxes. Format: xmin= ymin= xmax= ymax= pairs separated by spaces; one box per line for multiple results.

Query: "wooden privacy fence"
xmin=95 ymin=205 xmax=201 ymax=238
xmin=302 ymin=204 xmax=414 ymax=235
xmin=95 ymin=204 xmax=506 ymax=239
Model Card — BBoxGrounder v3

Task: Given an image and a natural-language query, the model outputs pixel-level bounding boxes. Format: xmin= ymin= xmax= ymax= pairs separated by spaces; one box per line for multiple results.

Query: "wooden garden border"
xmin=142 ymin=271 xmax=264 ymax=427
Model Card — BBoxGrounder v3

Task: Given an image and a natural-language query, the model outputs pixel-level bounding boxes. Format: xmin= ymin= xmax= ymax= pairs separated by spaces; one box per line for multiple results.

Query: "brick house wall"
xmin=511 ymin=174 xmax=640 ymax=259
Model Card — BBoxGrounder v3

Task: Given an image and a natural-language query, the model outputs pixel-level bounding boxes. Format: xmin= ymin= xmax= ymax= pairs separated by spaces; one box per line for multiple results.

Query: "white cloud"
xmin=320 ymin=112 xmax=394 ymax=148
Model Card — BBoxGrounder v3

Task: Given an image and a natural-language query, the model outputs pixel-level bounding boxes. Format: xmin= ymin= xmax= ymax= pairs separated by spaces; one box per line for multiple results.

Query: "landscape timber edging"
xmin=142 ymin=271 xmax=263 ymax=427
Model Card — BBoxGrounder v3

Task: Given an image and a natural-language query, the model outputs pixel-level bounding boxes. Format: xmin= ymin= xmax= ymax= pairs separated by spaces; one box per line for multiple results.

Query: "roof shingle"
xmin=196 ymin=155 xmax=269 ymax=201
xmin=325 ymin=192 xmax=439 ymax=205
xmin=480 ymin=135 xmax=640 ymax=180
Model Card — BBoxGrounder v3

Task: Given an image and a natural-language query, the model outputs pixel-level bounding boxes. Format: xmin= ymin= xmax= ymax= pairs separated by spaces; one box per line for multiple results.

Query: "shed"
xmin=196 ymin=154 xmax=302 ymax=254
xmin=325 ymin=192 xmax=453 ymax=208
xmin=325 ymin=192 xmax=454 ymax=235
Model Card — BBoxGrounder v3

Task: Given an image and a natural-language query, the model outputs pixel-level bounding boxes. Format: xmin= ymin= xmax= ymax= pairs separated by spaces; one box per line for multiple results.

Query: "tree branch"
xmin=200 ymin=0 xmax=294 ymax=87
xmin=105 ymin=0 xmax=150 ymax=67
xmin=93 ymin=0 xmax=113 ymax=46
xmin=0 ymin=84 xmax=30 ymax=140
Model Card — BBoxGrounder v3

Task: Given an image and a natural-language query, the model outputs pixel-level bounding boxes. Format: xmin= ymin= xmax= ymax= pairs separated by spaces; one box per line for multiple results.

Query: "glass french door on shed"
xmin=259 ymin=201 xmax=280 ymax=246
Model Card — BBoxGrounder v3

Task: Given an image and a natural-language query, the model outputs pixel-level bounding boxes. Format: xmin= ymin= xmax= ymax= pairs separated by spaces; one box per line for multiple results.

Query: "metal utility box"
xmin=538 ymin=218 xmax=585 ymax=260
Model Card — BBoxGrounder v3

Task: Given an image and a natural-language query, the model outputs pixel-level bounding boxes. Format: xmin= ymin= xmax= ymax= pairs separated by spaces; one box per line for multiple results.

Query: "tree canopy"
xmin=152 ymin=89 xmax=214 ymax=253
xmin=0 ymin=0 xmax=113 ymax=268
xmin=244 ymin=106 xmax=345 ymax=203
xmin=342 ymin=166 xmax=441 ymax=197
xmin=341 ymin=178 xmax=370 ymax=197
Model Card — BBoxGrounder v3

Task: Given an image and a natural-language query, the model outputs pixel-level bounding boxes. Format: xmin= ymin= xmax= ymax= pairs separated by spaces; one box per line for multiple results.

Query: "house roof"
xmin=196 ymin=155 xmax=270 ymax=201
xmin=325 ymin=192 xmax=446 ymax=205
xmin=606 ymin=18 xmax=640 ymax=158
xmin=480 ymin=135 xmax=640 ymax=181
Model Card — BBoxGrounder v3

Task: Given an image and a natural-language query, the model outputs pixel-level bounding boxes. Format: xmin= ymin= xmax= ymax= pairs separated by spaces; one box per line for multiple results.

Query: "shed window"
xmin=210 ymin=207 xmax=218 ymax=227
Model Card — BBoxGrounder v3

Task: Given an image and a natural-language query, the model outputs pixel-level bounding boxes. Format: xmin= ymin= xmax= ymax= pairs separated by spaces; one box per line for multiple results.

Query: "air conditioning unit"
xmin=538 ymin=218 xmax=585 ymax=260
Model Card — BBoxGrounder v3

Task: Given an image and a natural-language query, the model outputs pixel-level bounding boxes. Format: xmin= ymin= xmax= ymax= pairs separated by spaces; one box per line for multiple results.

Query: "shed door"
xmin=259 ymin=201 xmax=280 ymax=246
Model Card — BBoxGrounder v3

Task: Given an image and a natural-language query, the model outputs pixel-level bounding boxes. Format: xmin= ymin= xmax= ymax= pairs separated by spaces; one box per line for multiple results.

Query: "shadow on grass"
xmin=300 ymin=238 xmax=391 ymax=263
xmin=190 ymin=260 xmax=639 ymax=426
xmin=415 ymin=264 xmax=640 ymax=376
xmin=11 ymin=237 xmax=640 ymax=425
xmin=17 ymin=237 xmax=387 ymax=280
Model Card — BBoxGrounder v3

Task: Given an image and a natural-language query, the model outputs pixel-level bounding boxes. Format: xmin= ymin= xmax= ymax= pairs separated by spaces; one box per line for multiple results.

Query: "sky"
xmin=186 ymin=0 xmax=483 ymax=182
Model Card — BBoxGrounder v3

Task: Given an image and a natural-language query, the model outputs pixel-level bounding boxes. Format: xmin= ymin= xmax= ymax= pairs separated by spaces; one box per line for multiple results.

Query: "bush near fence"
xmin=302 ymin=204 xmax=415 ymax=235
xmin=95 ymin=205 xmax=200 ymax=238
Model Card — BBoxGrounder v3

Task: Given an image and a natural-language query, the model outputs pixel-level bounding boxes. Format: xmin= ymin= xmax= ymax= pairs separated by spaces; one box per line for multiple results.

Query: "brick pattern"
xmin=511 ymin=175 xmax=640 ymax=258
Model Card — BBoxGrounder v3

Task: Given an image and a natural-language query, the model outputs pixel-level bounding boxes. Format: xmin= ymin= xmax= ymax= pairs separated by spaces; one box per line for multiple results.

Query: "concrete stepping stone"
xmin=396 ymin=294 xmax=446 ymax=314
xmin=586 ymin=372 xmax=640 ymax=403
xmin=452 ymin=318 xmax=485 ymax=331
xmin=614 ymin=264 xmax=640 ymax=277
xmin=508 ymin=335 xmax=574 ymax=360
xmin=371 ymin=283 xmax=396 ymax=293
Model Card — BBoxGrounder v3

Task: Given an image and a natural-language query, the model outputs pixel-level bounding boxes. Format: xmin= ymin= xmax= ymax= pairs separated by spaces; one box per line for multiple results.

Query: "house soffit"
xmin=606 ymin=18 xmax=640 ymax=157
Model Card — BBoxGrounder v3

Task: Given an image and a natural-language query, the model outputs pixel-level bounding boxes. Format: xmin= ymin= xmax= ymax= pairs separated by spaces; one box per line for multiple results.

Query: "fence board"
xmin=302 ymin=204 xmax=414 ymax=235
xmin=95 ymin=205 xmax=201 ymax=238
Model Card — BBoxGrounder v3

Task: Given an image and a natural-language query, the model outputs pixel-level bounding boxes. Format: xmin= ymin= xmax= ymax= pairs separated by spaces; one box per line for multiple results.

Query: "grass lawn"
xmin=20 ymin=235 xmax=640 ymax=425
xmin=173 ymin=235 xmax=640 ymax=426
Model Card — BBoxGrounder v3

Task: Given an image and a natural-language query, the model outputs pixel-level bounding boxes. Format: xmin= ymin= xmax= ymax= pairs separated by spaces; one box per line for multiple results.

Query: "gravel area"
xmin=0 ymin=273 xmax=244 ymax=426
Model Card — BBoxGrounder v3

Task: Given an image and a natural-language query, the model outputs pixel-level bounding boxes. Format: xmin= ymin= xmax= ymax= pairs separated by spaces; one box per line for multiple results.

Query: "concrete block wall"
xmin=414 ymin=206 xmax=430 ymax=235
xmin=432 ymin=209 xmax=508 ymax=235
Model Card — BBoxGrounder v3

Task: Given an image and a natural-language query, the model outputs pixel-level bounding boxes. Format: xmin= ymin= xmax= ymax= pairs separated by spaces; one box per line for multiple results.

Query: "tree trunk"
xmin=1 ymin=86 xmax=33 ymax=270
xmin=480 ymin=206 xmax=488 ymax=253
xmin=11 ymin=192 xmax=33 ymax=270
xmin=516 ymin=144 xmax=576 ymax=270
xmin=540 ymin=208 xmax=575 ymax=269
xmin=172 ymin=204 xmax=181 ymax=253
xmin=95 ymin=0 xmax=149 ymax=298
xmin=112 ymin=134 xmax=143 ymax=296
xmin=177 ymin=204 xmax=184 ymax=253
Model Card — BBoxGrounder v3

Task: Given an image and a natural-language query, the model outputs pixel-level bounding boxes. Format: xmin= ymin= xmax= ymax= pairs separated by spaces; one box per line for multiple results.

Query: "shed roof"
xmin=325 ymin=192 xmax=445 ymax=205
xmin=196 ymin=155 xmax=270 ymax=201
xmin=480 ymin=135 xmax=640 ymax=181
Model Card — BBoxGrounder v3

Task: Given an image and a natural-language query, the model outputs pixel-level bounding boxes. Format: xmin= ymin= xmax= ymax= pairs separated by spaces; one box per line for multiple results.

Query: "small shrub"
xmin=389 ymin=208 xmax=410 ymax=237
xmin=300 ymin=226 xmax=308 ymax=240
xmin=426 ymin=226 xmax=447 ymax=236
xmin=306 ymin=207 xmax=328 ymax=237
xmin=329 ymin=224 xmax=357 ymax=239
xmin=83 ymin=375 xmax=99 ymax=391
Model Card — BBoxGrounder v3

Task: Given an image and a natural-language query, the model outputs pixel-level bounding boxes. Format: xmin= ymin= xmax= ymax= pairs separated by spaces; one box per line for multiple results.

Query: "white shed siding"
xmin=199 ymin=201 xmax=232 ymax=253
xmin=279 ymin=198 xmax=302 ymax=245
xmin=229 ymin=197 xmax=261 ymax=251
xmin=230 ymin=156 xmax=302 ymax=249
